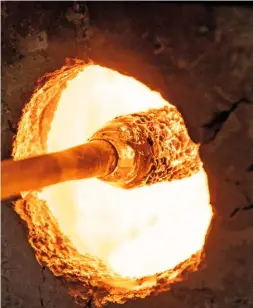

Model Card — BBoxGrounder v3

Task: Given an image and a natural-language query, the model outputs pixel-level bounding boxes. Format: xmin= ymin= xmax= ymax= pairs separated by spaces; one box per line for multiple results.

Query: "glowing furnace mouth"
xmin=40 ymin=65 xmax=212 ymax=278
xmin=13 ymin=63 xmax=213 ymax=305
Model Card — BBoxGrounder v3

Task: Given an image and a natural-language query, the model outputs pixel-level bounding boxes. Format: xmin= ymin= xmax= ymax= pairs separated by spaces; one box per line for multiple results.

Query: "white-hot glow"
xmin=40 ymin=65 xmax=213 ymax=279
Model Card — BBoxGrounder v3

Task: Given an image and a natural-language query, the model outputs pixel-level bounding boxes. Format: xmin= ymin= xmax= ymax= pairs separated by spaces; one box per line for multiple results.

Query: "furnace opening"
xmin=14 ymin=63 xmax=213 ymax=305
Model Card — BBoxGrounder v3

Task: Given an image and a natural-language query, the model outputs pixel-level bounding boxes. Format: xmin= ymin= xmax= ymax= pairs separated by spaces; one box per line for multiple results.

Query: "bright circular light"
xmin=14 ymin=63 xmax=213 ymax=305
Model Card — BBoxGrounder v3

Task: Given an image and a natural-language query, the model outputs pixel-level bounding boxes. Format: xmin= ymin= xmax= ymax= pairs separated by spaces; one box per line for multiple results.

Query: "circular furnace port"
xmin=13 ymin=62 xmax=213 ymax=306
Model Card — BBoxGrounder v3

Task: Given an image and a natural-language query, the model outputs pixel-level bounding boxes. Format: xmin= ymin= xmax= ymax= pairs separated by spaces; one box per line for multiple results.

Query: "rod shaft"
xmin=1 ymin=140 xmax=118 ymax=200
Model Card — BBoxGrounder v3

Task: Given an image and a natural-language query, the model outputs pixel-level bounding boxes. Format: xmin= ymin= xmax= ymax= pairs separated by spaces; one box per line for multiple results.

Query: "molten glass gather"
xmin=13 ymin=62 xmax=213 ymax=306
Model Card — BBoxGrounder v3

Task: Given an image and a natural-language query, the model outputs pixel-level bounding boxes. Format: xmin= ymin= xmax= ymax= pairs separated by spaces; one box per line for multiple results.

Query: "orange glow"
xmin=13 ymin=63 xmax=213 ymax=306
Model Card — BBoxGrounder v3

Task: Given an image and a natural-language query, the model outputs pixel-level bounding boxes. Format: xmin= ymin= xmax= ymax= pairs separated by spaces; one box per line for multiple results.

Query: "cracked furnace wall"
xmin=1 ymin=2 xmax=253 ymax=308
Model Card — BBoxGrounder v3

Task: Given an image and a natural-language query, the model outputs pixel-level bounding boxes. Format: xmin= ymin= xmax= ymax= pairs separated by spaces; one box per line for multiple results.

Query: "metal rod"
xmin=2 ymin=106 xmax=201 ymax=201
xmin=1 ymin=140 xmax=118 ymax=200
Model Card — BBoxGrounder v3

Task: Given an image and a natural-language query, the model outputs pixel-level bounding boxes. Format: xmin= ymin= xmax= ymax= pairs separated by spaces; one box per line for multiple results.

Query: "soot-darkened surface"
xmin=1 ymin=2 xmax=253 ymax=308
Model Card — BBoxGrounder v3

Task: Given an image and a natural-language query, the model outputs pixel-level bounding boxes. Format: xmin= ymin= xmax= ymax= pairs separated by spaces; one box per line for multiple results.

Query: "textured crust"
xmin=133 ymin=106 xmax=201 ymax=185
xmin=91 ymin=105 xmax=201 ymax=189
